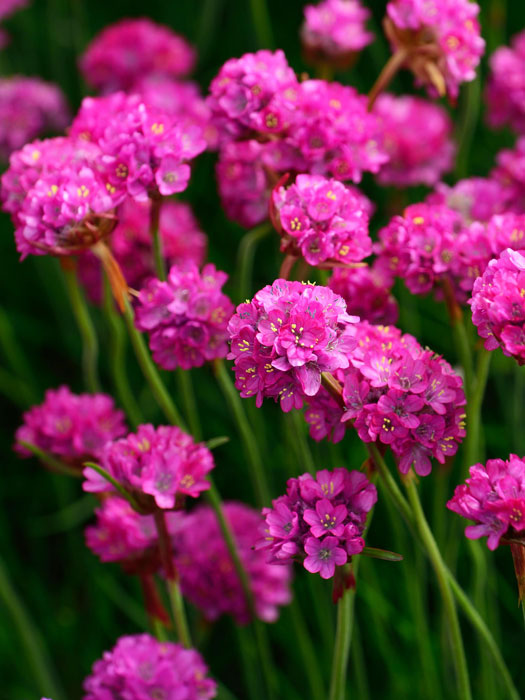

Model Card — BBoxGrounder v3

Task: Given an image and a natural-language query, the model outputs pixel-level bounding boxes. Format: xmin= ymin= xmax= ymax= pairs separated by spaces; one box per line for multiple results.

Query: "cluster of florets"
xmin=447 ymin=455 xmax=525 ymax=550
xmin=470 ymin=248 xmax=525 ymax=364
xmin=257 ymin=468 xmax=376 ymax=579
xmin=372 ymin=94 xmax=455 ymax=186
xmin=300 ymin=0 xmax=373 ymax=67
xmin=15 ymin=386 xmax=126 ymax=466
xmin=228 ymin=280 xmax=358 ymax=410
xmin=83 ymin=424 xmax=214 ymax=510
xmin=491 ymin=138 xmax=525 ymax=213
xmin=79 ymin=18 xmax=196 ymax=94
xmin=0 ymin=77 xmax=69 ymax=160
xmin=305 ymin=322 xmax=466 ymax=475
xmin=427 ymin=176 xmax=513 ymax=224
xmin=174 ymin=502 xmax=292 ymax=624
xmin=486 ymin=30 xmax=525 ymax=133
xmin=385 ymin=0 xmax=485 ymax=98
xmin=272 ymin=174 xmax=372 ymax=266
xmin=328 ymin=264 xmax=399 ymax=325
xmin=135 ymin=263 xmax=233 ymax=370
xmin=83 ymin=634 xmax=217 ymax=700
xmin=77 ymin=198 xmax=207 ymax=303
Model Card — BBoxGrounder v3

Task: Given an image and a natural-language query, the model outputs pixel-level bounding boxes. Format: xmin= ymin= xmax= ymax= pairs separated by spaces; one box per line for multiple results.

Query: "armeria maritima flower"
xmin=272 ymin=174 xmax=372 ymax=266
xmin=79 ymin=18 xmax=196 ymax=93
xmin=328 ymin=263 xmax=399 ymax=325
xmin=135 ymin=263 xmax=233 ymax=370
xmin=470 ymin=248 xmax=525 ymax=365
xmin=228 ymin=279 xmax=359 ymax=410
xmin=486 ymin=30 xmax=525 ymax=134
xmin=491 ymin=138 xmax=525 ymax=214
xmin=83 ymin=634 xmax=217 ymax=699
xmin=447 ymin=455 xmax=525 ymax=550
xmin=173 ymin=502 xmax=292 ymax=624
xmin=83 ymin=424 xmax=214 ymax=511
xmin=15 ymin=386 xmax=126 ymax=467
xmin=427 ymin=176 xmax=513 ymax=224
xmin=257 ymin=468 xmax=376 ymax=579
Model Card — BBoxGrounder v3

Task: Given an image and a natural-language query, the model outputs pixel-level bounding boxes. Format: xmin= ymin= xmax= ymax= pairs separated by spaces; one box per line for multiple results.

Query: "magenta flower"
xmin=258 ymin=467 xmax=376 ymax=579
xmin=228 ymin=280 xmax=359 ymax=410
xmin=272 ymin=174 xmax=372 ymax=266
xmin=173 ymin=502 xmax=292 ymax=624
xmin=373 ymin=94 xmax=455 ymax=187
xmin=83 ymin=634 xmax=217 ymax=699
xmin=447 ymin=456 xmax=525 ymax=550
xmin=328 ymin=263 xmax=398 ymax=325
xmin=427 ymin=177 xmax=513 ymax=224
xmin=83 ymin=424 xmax=214 ymax=511
xmin=79 ymin=18 xmax=196 ymax=93
xmin=492 ymin=138 xmax=525 ymax=213
xmin=0 ymin=0 xmax=27 ymax=20
xmin=135 ymin=262 xmax=233 ymax=370
xmin=15 ymin=386 xmax=126 ymax=467
xmin=486 ymin=30 xmax=525 ymax=134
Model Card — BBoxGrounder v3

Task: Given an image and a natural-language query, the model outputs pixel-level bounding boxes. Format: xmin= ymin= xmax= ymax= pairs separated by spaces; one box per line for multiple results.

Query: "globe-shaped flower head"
xmin=486 ymin=30 xmax=525 ymax=134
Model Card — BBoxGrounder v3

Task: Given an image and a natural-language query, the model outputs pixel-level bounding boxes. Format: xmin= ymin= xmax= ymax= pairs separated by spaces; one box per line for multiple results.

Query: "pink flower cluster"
xmin=305 ymin=322 xmax=466 ymax=476
xmin=470 ymin=248 xmax=525 ymax=364
xmin=15 ymin=386 xmax=126 ymax=465
xmin=258 ymin=468 xmax=376 ymax=579
xmin=447 ymin=455 xmax=525 ymax=550
xmin=174 ymin=502 xmax=292 ymax=624
xmin=328 ymin=264 xmax=399 ymax=325
xmin=135 ymin=263 xmax=233 ymax=370
xmin=385 ymin=0 xmax=484 ymax=98
xmin=0 ymin=0 xmax=27 ymax=20
xmin=83 ymin=634 xmax=216 ymax=699
xmin=301 ymin=0 xmax=373 ymax=65
xmin=83 ymin=424 xmax=214 ymax=510
xmin=373 ymin=94 xmax=455 ymax=187
xmin=228 ymin=280 xmax=358 ymax=410
xmin=486 ymin=30 xmax=525 ymax=133
xmin=77 ymin=198 xmax=207 ymax=303
xmin=272 ymin=174 xmax=372 ymax=266
xmin=492 ymin=138 xmax=525 ymax=214
xmin=427 ymin=176 xmax=513 ymax=224
xmin=0 ymin=77 xmax=69 ymax=160
xmin=80 ymin=18 xmax=196 ymax=94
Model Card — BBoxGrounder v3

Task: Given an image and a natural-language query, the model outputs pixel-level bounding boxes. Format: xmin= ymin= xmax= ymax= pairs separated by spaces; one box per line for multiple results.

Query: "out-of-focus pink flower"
xmin=0 ymin=0 xmax=27 ymax=21
xmin=328 ymin=263 xmax=398 ymax=325
xmin=486 ymin=30 xmax=525 ymax=134
xmin=427 ymin=177 xmax=514 ymax=224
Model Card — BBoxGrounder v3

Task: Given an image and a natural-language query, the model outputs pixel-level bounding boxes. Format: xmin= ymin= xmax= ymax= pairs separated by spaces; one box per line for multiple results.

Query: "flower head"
xmin=427 ymin=177 xmax=513 ymax=224
xmin=328 ymin=263 xmax=398 ymax=325
xmin=83 ymin=633 xmax=217 ymax=699
xmin=486 ymin=30 xmax=525 ymax=134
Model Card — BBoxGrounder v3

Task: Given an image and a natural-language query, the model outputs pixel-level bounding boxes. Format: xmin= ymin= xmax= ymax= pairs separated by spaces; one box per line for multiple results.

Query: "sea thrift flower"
xmin=373 ymin=94 xmax=455 ymax=186
xmin=328 ymin=263 xmax=399 ymax=325
xmin=0 ymin=77 xmax=69 ymax=160
xmin=83 ymin=634 xmax=216 ymax=699
xmin=492 ymin=138 xmax=525 ymax=214
xmin=228 ymin=279 xmax=359 ymax=410
xmin=77 ymin=198 xmax=207 ymax=303
xmin=135 ymin=263 xmax=233 ymax=370
xmin=447 ymin=455 xmax=525 ymax=549
xmin=258 ymin=468 xmax=376 ymax=579
xmin=80 ymin=18 xmax=196 ymax=93
xmin=173 ymin=502 xmax=292 ymax=623
xmin=384 ymin=0 xmax=484 ymax=99
xmin=304 ymin=322 xmax=466 ymax=475
xmin=15 ymin=386 xmax=126 ymax=467
xmin=427 ymin=177 xmax=513 ymax=224
xmin=272 ymin=174 xmax=372 ymax=266
xmin=470 ymin=248 xmax=525 ymax=364
xmin=301 ymin=0 xmax=374 ymax=68
xmin=486 ymin=30 xmax=525 ymax=133
xmin=207 ymin=49 xmax=298 ymax=144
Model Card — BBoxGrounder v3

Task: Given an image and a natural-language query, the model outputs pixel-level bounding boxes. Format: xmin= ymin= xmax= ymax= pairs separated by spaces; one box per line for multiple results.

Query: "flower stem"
xmin=463 ymin=348 xmax=491 ymax=474
xmin=404 ymin=476 xmax=472 ymax=700
xmin=62 ymin=262 xmax=101 ymax=393
xmin=213 ymin=359 xmax=271 ymax=506
xmin=248 ymin=0 xmax=274 ymax=48
xmin=150 ymin=196 xmax=166 ymax=281
xmin=368 ymin=48 xmax=408 ymax=110
xmin=236 ymin=221 xmax=272 ymax=300
xmin=122 ymin=297 xmax=187 ymax=430
xmin=83 ymin=461 xmax=140 ymax=511
xmin=329 ymin=580 xmax=356 ymax=700
xmin=176 ymin=368 xmax=202 ymax=440
xmin=19 ymin=441 xmax=81 ymax=478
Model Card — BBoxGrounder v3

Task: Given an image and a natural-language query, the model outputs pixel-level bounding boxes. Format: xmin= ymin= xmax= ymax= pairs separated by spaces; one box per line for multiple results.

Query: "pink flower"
xmin=272 ymin=174 xmax=372 ymax=266
xmin=328 ymin=263 xmax=398 ymax=325
xmin=304 ymin=536 xmax=347 ymax=578
xmin=83 ymin=634 xmax=217 ymax=699
xmin=427 ymin=177 xmax=514 ymax=224
xmin=83 ymin=424 xmax=214 ymax=511
xmin=486 ymin=30 xmax=525 ymax=134
xmin=0 ymin=0 xmax=27 ymax=21
xmin=15 ymin=386 xmax=126 ymax=468
xmin=447 ymin=455 xmax=525 ymax=550
xmin=492 ymin=138 xmax=525 ymax=213
xmin=303 ymin=498 xmax=348 ymax=537
xmin=80 ymin=18 xmax=196 ymax=93
xmin=373 ymin=94 xmax=455 ymax=187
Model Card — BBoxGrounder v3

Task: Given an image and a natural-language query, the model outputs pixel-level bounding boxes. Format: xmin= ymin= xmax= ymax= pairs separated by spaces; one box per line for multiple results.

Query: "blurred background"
xmin=1 ymin=0 xmax=524 ymax=698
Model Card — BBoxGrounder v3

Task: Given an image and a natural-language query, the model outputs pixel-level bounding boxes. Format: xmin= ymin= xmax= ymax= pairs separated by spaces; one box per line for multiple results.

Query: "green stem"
xmin=329 ymin=582 xmax=355 ymax=700
xmin=83 ymin=461 xmax=141 ymax=511
xmin=463 ymin=348 xmax=491 ymax=473
xmin=454 ymin=75 xmax=481 ymax=180
xmin=248 ymin=0 xmax=274 ymax=48
xmin=288 ymin=601 xmax=326 ymax=700
xmin=236 ymin=221 xmax=272 ymax=300
xmin=103 ymin=276 xmax=142 ymax=429
xmin=176 ymin=368 xmax=202 ymax=440
xmin=235 ymin=625 xmax=265 ymax=700
xmin=213 ymin=359 xmax=271 ymax=506
xmin=289 ymin=410 xmax=316 ymax=475
xmin=122 ymin=297 xmax=186 ymax=429
xmin=405 ymin=478 xmax=472 ymax=700
xmin=150 ymin=196 xmax=166 ymax=281
xmin=367 ymin=443 xmax=413 ymax=526
xmin=0 ymin=556 xmax=65 ymax=700
xmin=19 ymin=441 xmax=81 ymax=478
xmin=62 ymin=264 xmax=101 ymax=393
xmin=166 ymin=579 xmax=192 ymax=647
xmin=452 ymin=316 xmax=474 ymax=400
